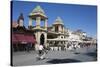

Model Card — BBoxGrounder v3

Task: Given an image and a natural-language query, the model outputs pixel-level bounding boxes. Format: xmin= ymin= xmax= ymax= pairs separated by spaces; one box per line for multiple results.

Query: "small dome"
xmin=53 ymin=17 xmax=64 ymax=25
xmin=29 ymin=5 xmax=47 ymax=17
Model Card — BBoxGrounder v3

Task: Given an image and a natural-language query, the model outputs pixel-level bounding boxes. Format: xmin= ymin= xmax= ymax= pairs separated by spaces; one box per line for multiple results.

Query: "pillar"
xmin=35 ymin=32 xmax=40 ymax=50
xmin=45 ymin=34 xmax=47 ymax=46
xmin=44 ymin=19 xmax=48 ymax=30
xmin=52 ymin=26 xmax=55 ymax=32
xmin=63 ymin=26 xmax=64 ymax=33
xmin=37 ymin=32 xmax=40 ymax=45
xmin=29 ymin=18 xmax=32 ymax=26
xmin=36 ymin=17 xmax=41 ymax=28
xmin=59 ymin=25 xmax=62 ymax=33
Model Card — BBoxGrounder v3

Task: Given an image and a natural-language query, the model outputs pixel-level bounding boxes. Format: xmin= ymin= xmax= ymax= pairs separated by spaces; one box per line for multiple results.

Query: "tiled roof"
xmin=12 ymin=21 xmax=18 ymax=28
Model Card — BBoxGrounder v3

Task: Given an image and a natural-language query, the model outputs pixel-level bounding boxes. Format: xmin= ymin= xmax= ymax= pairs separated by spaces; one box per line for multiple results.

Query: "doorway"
xmin=40 ymin=34 xmax=45 ymax=45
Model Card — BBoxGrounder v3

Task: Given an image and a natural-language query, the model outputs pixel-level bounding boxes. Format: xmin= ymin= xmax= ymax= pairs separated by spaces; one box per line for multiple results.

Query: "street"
xmin=12 ymin=45 xmax=97 ymax=66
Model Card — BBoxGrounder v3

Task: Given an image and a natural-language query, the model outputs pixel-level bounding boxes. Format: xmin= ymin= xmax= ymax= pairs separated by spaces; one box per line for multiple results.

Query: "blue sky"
xmin=12 ymin=1 xmax=97 ymax=37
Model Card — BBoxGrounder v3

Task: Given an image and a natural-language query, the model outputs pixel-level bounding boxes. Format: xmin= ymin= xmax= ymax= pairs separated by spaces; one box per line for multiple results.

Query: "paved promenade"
xmin=12 ymin=45 xmax=97 ymax=66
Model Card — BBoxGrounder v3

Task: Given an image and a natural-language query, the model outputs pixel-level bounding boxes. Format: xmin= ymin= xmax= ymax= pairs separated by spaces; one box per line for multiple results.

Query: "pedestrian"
xmin=38 ymin=44 xmax=44 ymax=60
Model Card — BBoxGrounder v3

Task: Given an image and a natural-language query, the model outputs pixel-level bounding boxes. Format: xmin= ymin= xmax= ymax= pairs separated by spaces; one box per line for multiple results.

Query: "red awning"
xmin=25 ymin=34 xmax=36 ymax=43
xmin=12 ymin=33 xmax=36 ymax=44
xmin=15 ymin=34 xmax=26 ymax=42
xmin=12 ymin=34 xmax=18 ymax=43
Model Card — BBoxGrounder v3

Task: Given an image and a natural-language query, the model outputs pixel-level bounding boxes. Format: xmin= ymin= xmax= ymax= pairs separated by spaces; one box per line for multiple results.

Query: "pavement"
xmin=12 ymin=45 xmax=97 ymax=66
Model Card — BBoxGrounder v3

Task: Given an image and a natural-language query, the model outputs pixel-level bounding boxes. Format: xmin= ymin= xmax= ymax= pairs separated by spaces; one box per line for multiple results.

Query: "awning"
xmin=25 ymin=35 xmax=36 ymax=43
xmin=12 ymin=33 xmax=36 ymax=44
xmin=12 ymin=34 xmax=18 ymax=43
xmin=14 ymin=33 xmax=26 ymax=42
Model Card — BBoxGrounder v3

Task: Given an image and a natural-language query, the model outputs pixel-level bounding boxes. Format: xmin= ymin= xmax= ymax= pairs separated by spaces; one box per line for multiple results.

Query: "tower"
xmin=52 ymin=17 xmax=64 ymax=33
xmin=28 ymin=5 xmax=48 ymax=50
xmin=52 ymin=17 xmax=65 ymax=39
xmin=17 ymin=13 xmax=24 ymax=27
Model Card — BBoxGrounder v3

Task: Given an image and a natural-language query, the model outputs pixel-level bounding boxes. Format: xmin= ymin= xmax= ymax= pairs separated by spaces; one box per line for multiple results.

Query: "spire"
xmin=17 ymin=13 xmax=24 ymax=23
xmin=17 ymin=13 xmax=24 ymax=27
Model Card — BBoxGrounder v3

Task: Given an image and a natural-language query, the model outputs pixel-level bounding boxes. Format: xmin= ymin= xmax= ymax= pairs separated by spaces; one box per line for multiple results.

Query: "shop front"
xmin=12 ymin=33 xmax=36 ymax=52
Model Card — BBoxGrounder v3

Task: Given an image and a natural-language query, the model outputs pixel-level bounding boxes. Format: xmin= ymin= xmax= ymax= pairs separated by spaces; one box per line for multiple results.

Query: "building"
xmin=12 ymin=5 xmax=96 ymax=51
xmin=12 ymin=13 xmax=36 ymax=51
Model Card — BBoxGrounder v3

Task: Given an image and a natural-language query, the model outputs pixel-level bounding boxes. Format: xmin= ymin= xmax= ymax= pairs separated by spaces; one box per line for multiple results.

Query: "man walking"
xmin=38 ymin=44 xmax=44 ymax=60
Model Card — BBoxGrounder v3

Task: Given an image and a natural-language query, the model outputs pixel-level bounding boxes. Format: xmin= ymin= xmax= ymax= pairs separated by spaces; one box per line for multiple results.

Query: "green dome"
xmin=53 ymin=17 xmax=64 ymax=25
xmin=32 ymin=5 xmax=45 ymax=14
xmin=29 ymin=5 xmax=47 ymax=17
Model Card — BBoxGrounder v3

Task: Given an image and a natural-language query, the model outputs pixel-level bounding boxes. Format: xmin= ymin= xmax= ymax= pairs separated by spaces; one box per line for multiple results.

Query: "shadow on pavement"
xmin=74 ymin=52 xmax=80 ymax=54
xmin=84 ymin=52 xmax=97 ymax=58
xmin=46 ymin=59 xmax=81 ymax=64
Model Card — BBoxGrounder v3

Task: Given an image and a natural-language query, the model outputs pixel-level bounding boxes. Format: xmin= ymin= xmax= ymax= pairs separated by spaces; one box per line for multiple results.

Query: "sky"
xmin=11 ymin=1 xmax=97 ymax=37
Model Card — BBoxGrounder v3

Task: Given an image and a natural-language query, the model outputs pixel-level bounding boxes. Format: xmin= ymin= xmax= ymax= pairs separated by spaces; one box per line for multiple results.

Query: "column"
xmin=52 ymin=26 xmax=55 ymax=32
xmin=36 ymin=17 xmax=41 ymax=28
xmin=44 ymin=33 xmax=47 ymax=48
xmin=44 ymin=19 xmax=48 ymax=30
xmin=63 ymin=26 xmax=64 ymax=33
xmin=37 ymin=32 xmax=40 ymax=45
xmin=29 ymin=18 xmax=32 ymax=26
xmin=59 ymin=25 xmax=62 ymax=33
xmin=35 ymin=32 xmax=40 ymax=50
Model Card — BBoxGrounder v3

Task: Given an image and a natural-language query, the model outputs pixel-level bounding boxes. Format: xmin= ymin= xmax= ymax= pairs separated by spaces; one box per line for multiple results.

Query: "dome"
xmin=29 ymin=5 xmax=47 ymax=17
xmin=53 ymin=17 xmax=64 ymax=25
xmin=32 ymin=5 xmax=45 ymax=14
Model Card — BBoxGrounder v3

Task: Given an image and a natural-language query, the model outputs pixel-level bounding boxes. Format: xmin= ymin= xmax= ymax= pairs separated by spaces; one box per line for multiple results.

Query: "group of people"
xmin=36 ymin=42 xmax=97 ymax=60
xmin=66 ymin=42 xmax=96 ymax=50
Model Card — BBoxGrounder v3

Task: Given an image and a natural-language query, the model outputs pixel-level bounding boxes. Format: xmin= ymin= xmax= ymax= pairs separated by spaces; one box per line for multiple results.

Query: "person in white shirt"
xmin=38 ymin=45 xmax=44 ymax=60
xmin=39 ymin=45 xmax=43 ymax=51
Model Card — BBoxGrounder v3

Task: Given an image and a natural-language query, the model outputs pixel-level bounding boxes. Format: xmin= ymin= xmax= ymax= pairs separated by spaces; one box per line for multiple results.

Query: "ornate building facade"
xmin=12 ymin=5 xmax=96 ymax=51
